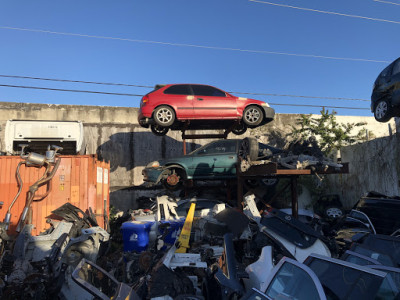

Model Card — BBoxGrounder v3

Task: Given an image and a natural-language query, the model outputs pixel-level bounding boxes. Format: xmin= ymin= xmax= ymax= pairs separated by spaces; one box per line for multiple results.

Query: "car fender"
xmin=152 ymin=104 xmax=177 ymax=117
xmin=157 ymin=164 xmax=188 ymax=182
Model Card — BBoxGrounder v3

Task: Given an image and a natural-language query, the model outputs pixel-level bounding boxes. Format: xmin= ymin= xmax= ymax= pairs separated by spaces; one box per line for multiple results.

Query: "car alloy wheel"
xmin=154 ymin=105 xmax=175 ymax=126
xmin=325 ymin=207 xmax=343 ymax=219
xmin=374 ymin=99 xmax=392 ymax=122
xmin=243 ymin=106 xmax=263 ymax=126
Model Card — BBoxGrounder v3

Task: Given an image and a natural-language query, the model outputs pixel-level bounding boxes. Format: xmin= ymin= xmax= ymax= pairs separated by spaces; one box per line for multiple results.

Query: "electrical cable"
xmin=0 ymin=26 xmax=390 ymax=63
xmin=0 ymin=74 xmax=153 ymax=88
xmin=373 ymin=0 xmax=400 ymax=6
xmin=0 ymin=83 xmax=143 ymax=97
xmin=0 ymin=83 xmax=371 ymax=110
xmin=250 ymin=0 xmax=400 ymax=25
xmin=0 ymin=74 xmax=370 ymax=102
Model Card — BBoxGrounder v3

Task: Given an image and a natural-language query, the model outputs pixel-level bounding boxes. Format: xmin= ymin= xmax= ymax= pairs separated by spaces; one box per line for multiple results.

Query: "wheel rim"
xmin=156 ymin=108 xmax=173 ymax=124
xmin=245 ymin=108 xmax=261 ymax=124
xmin=375 ymin=101 xmax=388 ymax=119
xmin=326 ymin=207 xmax=342 ymax=218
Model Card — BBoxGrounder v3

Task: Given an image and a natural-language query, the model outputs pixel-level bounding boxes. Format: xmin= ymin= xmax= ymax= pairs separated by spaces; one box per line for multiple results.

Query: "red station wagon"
xmin=138 ymin=84 xmax=275 ymax=135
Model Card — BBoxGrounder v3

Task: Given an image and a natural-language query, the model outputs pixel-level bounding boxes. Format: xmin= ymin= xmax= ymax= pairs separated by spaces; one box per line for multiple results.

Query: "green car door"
xmin=187 ymin=139 xmax=239 ymax=179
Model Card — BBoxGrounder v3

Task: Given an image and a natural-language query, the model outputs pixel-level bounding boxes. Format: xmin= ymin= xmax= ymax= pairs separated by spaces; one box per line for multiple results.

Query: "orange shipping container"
xmin=0 ymin=155 xmax=110 ymax=236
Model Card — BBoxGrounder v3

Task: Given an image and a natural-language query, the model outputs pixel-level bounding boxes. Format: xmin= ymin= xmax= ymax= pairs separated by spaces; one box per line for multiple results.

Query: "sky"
xmin=0 ymin=0 xmax=399 ymax=116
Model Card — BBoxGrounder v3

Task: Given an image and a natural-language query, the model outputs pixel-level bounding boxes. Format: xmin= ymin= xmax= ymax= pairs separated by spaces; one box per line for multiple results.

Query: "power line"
xmin=0 ymin=26 xmax=390 ymax=63
xmin=231 ymin=91 xmax=369 ymax=102
xmin=250 ymin=0 xmax=400 ymax=25
xmin=269 ymin=102 xmax=369 ymax=110
xmin=0 ymin=84 xmax=143 ymax=97
xmin=373 ymin=0 xmax=400 ymax=6
xmin=0 ymin=83 xmax=370 ymax=110
xmin=0 ymin=74 xmax=370 ymax=101
xmin=0 ymin=74 xmax=153 ymax=88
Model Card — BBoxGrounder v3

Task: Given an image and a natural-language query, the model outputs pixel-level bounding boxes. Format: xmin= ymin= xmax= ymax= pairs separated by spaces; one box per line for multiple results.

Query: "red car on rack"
xmin=138 ymin=84 xmax=275 ymax=135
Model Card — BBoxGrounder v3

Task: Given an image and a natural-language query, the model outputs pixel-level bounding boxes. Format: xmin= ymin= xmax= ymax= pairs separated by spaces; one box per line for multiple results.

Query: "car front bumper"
xmin=262 ymin=106 xmax=275 ymax=120
xmin=142 ymin=167 xmax=164 ymax=183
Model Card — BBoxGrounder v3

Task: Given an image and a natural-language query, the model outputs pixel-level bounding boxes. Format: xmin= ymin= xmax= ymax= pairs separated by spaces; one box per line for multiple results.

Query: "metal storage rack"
xmin=236 ymin=159 xmax=349 ymax=218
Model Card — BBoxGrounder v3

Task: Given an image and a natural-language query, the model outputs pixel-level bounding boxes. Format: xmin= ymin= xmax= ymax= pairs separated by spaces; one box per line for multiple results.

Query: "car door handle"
xmin=229 ymin=156 xmax=235 ymax=159
xmin=197 ymin=98 xmax=203 ymax=101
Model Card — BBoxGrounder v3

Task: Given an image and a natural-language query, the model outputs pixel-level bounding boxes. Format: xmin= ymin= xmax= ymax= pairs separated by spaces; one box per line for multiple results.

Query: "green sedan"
xmin=142 ymin=138 xmax=281 ymax=189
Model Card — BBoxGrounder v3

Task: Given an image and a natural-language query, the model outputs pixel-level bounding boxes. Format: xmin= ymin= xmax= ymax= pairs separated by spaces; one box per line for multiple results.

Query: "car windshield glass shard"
xmin=192 ymin=85 xmax=226 ymax=97
xmin=164 ymin=84 xmax=191 ymax=95
xmin=265 ymin=262 xmax=320 ymax=300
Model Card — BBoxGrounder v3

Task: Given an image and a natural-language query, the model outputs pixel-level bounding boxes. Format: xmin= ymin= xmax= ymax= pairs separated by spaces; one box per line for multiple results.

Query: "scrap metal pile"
xmin=76 ymin=192 xmax=400 ymax=300
xmin=1 ymin=141 xmax=399 ymax=300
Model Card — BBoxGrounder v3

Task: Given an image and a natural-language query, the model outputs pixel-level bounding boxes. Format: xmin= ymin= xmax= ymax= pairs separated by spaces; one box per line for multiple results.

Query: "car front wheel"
xmin=243 ymin=105 xmax=263 ymax=126
xmin=374 ymin=99 xmax=393 ymax=122
xmin=163 ymin=168 xmax=185 ymax=190
xmin=154 ymin=105 xmax=176 ymax=127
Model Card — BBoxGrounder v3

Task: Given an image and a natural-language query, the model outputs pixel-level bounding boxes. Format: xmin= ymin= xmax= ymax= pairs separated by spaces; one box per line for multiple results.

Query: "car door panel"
xmin=191 ymin=85 xmax=239 ymax=119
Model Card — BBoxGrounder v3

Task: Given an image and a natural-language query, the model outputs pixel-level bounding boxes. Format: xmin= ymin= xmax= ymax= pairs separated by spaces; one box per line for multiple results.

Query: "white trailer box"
xmin=5 ymin=120 xmax=85 ymax=155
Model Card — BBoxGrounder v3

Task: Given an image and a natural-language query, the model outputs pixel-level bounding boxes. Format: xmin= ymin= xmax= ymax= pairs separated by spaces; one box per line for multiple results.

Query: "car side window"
xmin=197 ymin=141 xmax=237 ymax=155
xmin=192 ymin=85 xmax=226 ymax=97
xmin=392 ymin=60 xmax=400 ymax=77
xmin=265 ymin=262 xmax=320 ymax=300
xmin=164 ymin=85 xmax=192 ymax=95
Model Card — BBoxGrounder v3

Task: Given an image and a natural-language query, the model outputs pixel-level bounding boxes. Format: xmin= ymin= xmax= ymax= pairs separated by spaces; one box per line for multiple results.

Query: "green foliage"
xmin=291 ymin=108 xmax=368 ymax=156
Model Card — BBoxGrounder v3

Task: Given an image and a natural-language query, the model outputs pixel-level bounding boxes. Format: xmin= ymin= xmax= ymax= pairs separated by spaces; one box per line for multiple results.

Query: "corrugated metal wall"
xmin=0 ymin=155 xmax=109 ymax=235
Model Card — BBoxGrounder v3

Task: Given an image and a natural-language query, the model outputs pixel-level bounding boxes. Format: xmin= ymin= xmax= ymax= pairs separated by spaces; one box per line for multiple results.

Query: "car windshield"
xmin=307 ymin=258 xmax=388 ymax=300
xmin=188 ymin=140 xmax=238 ymax=156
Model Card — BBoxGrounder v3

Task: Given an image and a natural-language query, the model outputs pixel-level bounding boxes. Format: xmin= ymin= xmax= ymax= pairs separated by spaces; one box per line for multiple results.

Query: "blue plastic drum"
xmin=121 ymin=221 xmax=154 ymax=252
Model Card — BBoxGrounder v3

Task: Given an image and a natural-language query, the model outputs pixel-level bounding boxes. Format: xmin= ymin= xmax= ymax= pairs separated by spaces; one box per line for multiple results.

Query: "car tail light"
xmin=141 ymin=95 xmax=149 ymax=107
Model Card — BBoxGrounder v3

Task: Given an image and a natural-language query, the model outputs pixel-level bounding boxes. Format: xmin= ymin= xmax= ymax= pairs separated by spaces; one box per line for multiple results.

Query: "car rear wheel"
xmin=374 ymin=99 xmax=393 ymax=122
xmin=232 ymin=122 xmax=247 ymax=135
xmin=151 ymin=124 xmax=169 ymax=136
xmin=243 ymin=105 xmax=263 ymax=126
xmin=154 ymin=105 xmax=176 ymax=127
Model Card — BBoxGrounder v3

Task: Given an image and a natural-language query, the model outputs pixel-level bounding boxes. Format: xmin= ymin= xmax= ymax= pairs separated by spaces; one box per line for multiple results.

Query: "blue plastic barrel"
xmin=121 ymin=221 xmax=154 ymax=252
xmin=159 ymin=218 xmax=185 ymax=246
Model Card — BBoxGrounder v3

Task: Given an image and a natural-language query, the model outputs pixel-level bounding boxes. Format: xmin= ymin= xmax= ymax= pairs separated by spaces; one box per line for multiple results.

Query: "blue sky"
xmin=0 ymin=0 xmax=398 ymax=116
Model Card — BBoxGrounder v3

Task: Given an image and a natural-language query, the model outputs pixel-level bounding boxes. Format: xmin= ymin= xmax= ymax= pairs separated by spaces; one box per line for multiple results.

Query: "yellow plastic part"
xmin=175 ymin=203 xmax=196 ymax=253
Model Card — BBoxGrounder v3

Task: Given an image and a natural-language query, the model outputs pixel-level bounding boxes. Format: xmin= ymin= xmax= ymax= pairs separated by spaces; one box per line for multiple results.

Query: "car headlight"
xmin=261 ymin=102 xmax=270 ymax=107
xmin=146 ymin=161 xmax=160 ymax=168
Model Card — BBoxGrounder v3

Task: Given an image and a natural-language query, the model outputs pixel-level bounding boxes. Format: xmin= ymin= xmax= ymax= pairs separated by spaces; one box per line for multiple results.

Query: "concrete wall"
xmin=328 ymin=133 xmax=400 ymax=208
xmin=0 ymin=101 xmax=398 ymax=211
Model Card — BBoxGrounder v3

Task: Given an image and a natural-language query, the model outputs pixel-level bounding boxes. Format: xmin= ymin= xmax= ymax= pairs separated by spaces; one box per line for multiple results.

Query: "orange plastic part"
xmin=0 ymin=155 xmax=110 ymax=236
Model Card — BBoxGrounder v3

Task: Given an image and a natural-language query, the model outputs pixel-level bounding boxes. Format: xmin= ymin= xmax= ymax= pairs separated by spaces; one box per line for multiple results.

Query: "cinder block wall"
xmin=0 ymin=101 xmax=398 ymax=210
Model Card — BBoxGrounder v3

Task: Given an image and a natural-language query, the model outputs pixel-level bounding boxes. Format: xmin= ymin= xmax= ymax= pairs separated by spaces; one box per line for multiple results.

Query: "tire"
xmin=232 ymin=122 xmax=247 ymax=135
xmin=325 ymin=206 xmax=343 ymax=219
xmin=151 ymin=124 xmax=169 ymax=136
xmin=239 ymin=137 xmax=259 ymax=161
xmin=374 ymin=99 xmax=393 ymax=122
xmin=243 ymin=105 xmax=263 ymax=126
xmin=153 ymin=105 xmax=176 ymax=127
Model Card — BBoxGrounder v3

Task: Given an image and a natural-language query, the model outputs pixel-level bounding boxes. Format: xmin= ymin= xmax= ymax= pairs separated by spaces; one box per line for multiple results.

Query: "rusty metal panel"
xmin=0 ymin=155 xmax=110 ymax=236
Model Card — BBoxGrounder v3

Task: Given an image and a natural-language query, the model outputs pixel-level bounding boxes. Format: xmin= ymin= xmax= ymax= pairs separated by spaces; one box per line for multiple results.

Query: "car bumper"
xmin=142 ymin=167 xmax=164 ymax=183
xmin=262 ymin=106 xmax=275 ymax=120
